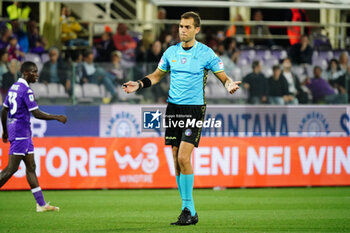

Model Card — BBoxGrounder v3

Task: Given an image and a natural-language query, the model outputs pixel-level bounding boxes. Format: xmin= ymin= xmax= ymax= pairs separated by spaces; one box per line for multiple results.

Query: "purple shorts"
xmin=9 ymin=138 xmax=34 ymax=156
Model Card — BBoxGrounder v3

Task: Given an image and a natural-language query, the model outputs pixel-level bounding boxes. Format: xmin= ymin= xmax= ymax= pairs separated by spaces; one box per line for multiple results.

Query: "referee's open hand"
xmin=227 ymin=81 xmax=241 ymax=94
xmin=122 ymin=81 xmax=138 ymax=93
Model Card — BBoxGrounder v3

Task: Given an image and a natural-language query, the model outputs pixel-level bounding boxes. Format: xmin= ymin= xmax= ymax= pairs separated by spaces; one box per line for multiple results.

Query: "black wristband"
xmin=140 ymin=77 xmax=152 ymax=88
xmin=136 ymin=80 xmax=142 ymax=91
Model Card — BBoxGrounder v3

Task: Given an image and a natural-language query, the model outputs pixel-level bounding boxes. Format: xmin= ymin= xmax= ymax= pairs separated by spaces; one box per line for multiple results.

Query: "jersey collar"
xmin=18 ymin=78 xmax=29 ymax=87
xmin=181 ymin=40 xmax=198 ymax=51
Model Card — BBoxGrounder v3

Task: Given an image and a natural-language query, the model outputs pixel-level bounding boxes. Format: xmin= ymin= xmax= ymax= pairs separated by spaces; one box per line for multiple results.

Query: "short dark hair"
xmin=20 ymin=61 xmax=37 ymax=73
xmin=83 ymin=49 xmax=93 ymax=58
xmin=252 ymin=60 xmax=260 ymax=69
xmin=272 ymin=65 xmax=280 ymax=71
xmin=0 ymin=48 xmax=7 ymax=59
xmin=181 ymin=11 xmax=201 ymax=28
xmin=314 ymin=66 xmax=322 ymax=72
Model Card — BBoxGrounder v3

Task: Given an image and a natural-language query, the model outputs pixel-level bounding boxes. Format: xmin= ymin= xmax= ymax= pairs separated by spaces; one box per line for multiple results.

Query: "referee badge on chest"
xmin=181 ymin=58 xmax=187 ymax=64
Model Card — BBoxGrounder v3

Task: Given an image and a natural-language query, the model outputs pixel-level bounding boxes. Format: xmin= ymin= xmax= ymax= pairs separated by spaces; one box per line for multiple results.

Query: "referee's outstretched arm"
xmin=214 ymin=71 xmax=242 ymax=94
xmin=122 ymin=69 xmax=166 ymax=93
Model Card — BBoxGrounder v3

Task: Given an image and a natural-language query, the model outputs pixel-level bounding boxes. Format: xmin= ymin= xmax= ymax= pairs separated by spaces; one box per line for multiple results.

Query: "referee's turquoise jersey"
xmin=158 ymin=41 xmax=224 ymax=105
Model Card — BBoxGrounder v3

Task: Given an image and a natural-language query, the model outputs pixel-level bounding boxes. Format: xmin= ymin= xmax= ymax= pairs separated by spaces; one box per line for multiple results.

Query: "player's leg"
xmin=178 ymin=141 xmax=195 ymax=211
xmin=174 ymin=141 xmax=198 ymax=225
xmin=22 ymin=153 xmax=45 ymax=203
xmin=173 ymin=105 xmax=205 ymax=225
xmin=23 ymin=153 xmax=59 ymax=212
xmin=0 ymin=154 xmax=23 ymax=188
xmin=172 ymin=145 xmax=184 ymax=210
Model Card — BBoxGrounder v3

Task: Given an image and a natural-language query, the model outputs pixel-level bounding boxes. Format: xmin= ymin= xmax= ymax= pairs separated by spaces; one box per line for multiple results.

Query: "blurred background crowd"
xmin=0 ymin=0 xmax=350 ymax=105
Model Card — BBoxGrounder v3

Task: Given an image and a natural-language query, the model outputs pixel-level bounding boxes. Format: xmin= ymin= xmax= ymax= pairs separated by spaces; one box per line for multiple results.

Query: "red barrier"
xmin=1 ymin=137 xmax=349 ymax=190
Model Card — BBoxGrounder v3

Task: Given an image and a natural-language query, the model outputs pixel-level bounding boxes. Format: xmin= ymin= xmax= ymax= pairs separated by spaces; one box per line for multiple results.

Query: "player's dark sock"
xmin=31 ymin=187 xmax=46 ymax=206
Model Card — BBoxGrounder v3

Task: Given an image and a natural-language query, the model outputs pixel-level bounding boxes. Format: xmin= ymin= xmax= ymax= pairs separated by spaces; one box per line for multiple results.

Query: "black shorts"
xmin=165 ymin=103 xmax=206 ymax=148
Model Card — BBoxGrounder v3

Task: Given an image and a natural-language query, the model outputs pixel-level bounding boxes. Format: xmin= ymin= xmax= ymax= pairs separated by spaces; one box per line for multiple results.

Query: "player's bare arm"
xmin=214 ymin=71 xmax=241 ymax=94
xmin=1 ymin=106 xmax=9 ymax=143
xmin=32 ymin=109 xmax=67 ymax=124
xmin=122 ymin=68 xmax=167 ymax=94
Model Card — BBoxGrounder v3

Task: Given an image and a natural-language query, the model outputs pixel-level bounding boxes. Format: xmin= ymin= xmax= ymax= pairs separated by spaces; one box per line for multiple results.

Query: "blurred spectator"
xmin=145 ymin=40 xmax=167 ymax=103
xmin=285 ymin=1 xmax=310 ymax=45
xmin=109 ymin=50 xmax=126 ymax=85
xmin=135 ymin=29 xmax=154 ymax=63
xmin=70 ymin=50 xmax=83 ymax=84
xmin=289 ymin=34 xmax=313 ymax=65
xmin=7 ymin=35 xmax=25 ymax=61
xmin=0 ymin=49 xmax=10 ymax=101
xmin=324 ymin=59 xmax=344 ymax=86
xmin=0 ymin=49 xmax=9 ymax=79
xmin=10 ymin=19 xmax=29 ymax=53
xmin=226 ymin=14 xmax=250 ymax=45
xmin=80 ymin=50 xmax=117 ymax=103
xmin=334 ymin=53 xmax=350 ymax=102
xmin=6 ymin=2 xmax=31 ymax=21
xmin=268 ymin=65 xmax=289 ymax=105
xmin=224 ymin=37 xmax=239 ymax=62
xmin=242 ymin=60 xmax=268 ymax=104
xmin=95 ymin=32 xmax=116 ymax=62
xmin=39 ymin=47 xmax=72 ymax=94
xmin=156 ymin=7 xmax=169 ymax=42
xmin=0 ymin=27 xmax=12 ymax=50
xmin=145 ymin=40 xmax=163 ymax=73
xmin=306 ymin=66 xmax=346 ymax=104
xmin=0 ymin=59 xmax=19 ymax=100
xmin=27 ymin=20 xmax=47 ymax=55
xmin=312 ymin=28 xmax=332 ymax=49
xmin=339 ymin=52 xmax=349 ymax=73
xmin=281 ymin=58 xmax=307 ymax=104
xmin=60 ymin=6 xmax=88 ymax=46
xmin=250 ymin=10 xmax=274 ymax=47
xmin=306 ymin=66 xmax=334 ymax=103
xmin=113 ymin=23 xmax=137 ymax=52
xmin=217 ymin=42 xmax=235 ymax=78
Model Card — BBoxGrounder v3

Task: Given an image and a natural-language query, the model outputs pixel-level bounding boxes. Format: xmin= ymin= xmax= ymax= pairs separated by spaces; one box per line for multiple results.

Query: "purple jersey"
xmin=3 ymin=78 xmax=38 ymax=141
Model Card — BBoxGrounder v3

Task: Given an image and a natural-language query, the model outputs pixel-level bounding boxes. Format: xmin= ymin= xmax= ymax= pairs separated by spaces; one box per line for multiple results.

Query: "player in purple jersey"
xmin=0 ymin=61 xmax=67 ymax=212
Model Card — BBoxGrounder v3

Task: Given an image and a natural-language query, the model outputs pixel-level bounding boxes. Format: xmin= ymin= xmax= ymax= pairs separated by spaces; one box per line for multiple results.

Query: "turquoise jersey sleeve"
xmin=205 ymin=48 xmax=224 ymax=74
xmin=157 ymin=48 xmax=170 ymax=72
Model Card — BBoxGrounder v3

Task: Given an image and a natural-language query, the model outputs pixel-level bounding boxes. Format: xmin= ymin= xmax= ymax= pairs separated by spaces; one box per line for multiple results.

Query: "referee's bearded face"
xmin=179 ymin=18 xmax=200 ymax=43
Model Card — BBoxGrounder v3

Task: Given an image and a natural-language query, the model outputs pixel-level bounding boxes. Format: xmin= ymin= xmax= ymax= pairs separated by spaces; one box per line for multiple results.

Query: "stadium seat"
xmin=263 ymin=58 xmax=279 ymax=68
xmin=318 ymin=50 xmax=333 ymax=61
xmin=232 ymin=67 xmax=242 ymax=81
xmin=47 ymin=83 xmax=69 ymax=98
xmin=237 ymin=58 xmax=249 ymax=67
xmin=241 ymin=65 xmax=252 ymax=77
xmin=100 ymin=85 xmax=111 ymax=98
xmin=24 ymin=53 xmax=41 ymax=63
xmin=271 ymin=49 xmax=287 ymax=60
xmin=262 ymin=67 xmax=273 ymax=77
xmin=30 ymin=83 xmax=49 ymax=99
xmin=41 ymin=53 xmax=50 ymax=63
xmin=82 ymin=83 xmax=103 ymax=100
xmin=73 ymin=84 xmax=93 ymax=103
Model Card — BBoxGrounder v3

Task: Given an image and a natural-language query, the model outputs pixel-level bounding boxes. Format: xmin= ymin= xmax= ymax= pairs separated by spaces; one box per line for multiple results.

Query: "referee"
xmin=123 ymin=11 xmax=241 ymax=225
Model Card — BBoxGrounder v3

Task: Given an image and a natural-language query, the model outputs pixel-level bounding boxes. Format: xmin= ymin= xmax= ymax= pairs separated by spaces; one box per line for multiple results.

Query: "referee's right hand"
xmin=122 ymin=81 xmax=139 ymax=93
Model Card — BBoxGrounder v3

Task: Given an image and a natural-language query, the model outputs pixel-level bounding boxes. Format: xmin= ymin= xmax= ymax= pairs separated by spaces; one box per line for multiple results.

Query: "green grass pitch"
xmin=0 ymin=187 xmax=349 ymax=233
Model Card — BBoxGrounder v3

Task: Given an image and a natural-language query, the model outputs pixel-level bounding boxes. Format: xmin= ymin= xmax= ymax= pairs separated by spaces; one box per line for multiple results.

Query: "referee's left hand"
xmin=227 ymin=81 xmax=241 ymax=94
xmin=122 ymin=81 xmax=138 ymax=93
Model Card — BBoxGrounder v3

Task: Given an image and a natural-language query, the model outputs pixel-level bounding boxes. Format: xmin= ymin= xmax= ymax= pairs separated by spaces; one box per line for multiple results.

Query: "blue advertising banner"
xmin=0 ymin=105 xmax=100 ymax=137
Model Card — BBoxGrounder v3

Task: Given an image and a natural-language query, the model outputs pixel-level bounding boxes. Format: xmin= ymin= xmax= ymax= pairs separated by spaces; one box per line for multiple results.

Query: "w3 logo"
xmin=113 ymin=143 xmax=159 ymax=174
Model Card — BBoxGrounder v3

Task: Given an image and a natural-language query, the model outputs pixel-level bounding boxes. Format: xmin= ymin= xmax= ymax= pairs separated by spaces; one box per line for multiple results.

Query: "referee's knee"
xmin=178 ymin=154 xmax=190 ymax=167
